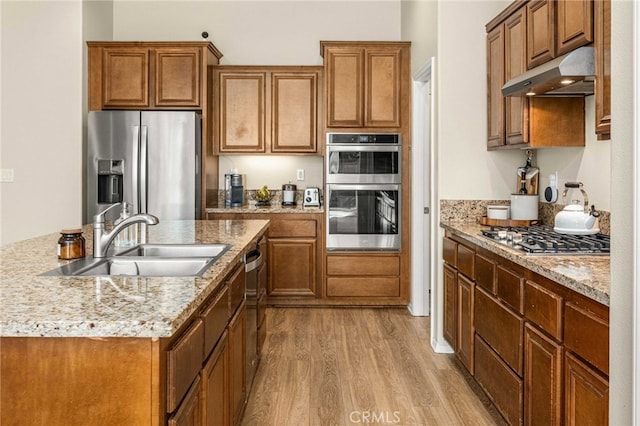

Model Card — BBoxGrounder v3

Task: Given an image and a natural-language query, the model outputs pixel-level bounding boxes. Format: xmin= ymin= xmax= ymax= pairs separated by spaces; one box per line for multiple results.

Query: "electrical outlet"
xmin=296 ymin=169 xmax=305 ymax=181
xmin=0 ymin=169 xmax=14 ymax=183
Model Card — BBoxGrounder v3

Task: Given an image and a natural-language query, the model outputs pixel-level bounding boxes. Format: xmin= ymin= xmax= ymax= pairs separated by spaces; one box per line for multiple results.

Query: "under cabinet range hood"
xmin=502 ymin=46 xmax=595 ymax=97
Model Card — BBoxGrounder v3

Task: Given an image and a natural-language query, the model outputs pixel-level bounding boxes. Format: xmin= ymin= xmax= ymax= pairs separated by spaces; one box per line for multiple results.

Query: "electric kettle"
xmin=553 ymin=182 xmax=600 ymax=235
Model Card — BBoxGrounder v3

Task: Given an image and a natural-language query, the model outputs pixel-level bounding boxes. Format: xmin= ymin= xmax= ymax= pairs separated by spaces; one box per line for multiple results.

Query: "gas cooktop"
xmin=480 ymin=225 xmax=610 ymax=255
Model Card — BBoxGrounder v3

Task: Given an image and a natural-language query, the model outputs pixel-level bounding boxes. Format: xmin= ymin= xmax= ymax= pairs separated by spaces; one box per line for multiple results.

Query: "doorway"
xmin=410 ymin=58 xmax=436 ymax=317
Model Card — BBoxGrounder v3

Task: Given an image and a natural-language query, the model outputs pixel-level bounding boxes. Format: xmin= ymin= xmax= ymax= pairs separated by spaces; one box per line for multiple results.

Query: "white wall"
xmin=0 ymin=1 xmax=83 ymax=245
xmin=609 ymin=0 xmax=635 ymax=423
xmin=401 ymin=0 xmax=437 ymax=74
xmin=111 ymin=0 xmax=402 ymax=190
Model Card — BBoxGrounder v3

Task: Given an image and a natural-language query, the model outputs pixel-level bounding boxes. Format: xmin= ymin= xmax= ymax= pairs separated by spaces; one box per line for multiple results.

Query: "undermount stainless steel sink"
xmin=73 ymin=257 xmax=216 ymax=277
xmin=42 ymin=243 xmax=232 ymax=277
xmin=115 ymin=243 xmax=230 ymax=258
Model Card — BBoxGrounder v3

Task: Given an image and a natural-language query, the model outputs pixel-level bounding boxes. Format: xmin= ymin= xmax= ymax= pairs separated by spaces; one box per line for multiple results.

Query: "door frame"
xmin=409 ymin=57 xmax=436 ymax=319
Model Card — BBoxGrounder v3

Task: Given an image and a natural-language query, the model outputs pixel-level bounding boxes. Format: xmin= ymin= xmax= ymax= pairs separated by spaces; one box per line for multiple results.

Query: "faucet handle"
xmin=94 ymin=202 xmax=122 ymax=224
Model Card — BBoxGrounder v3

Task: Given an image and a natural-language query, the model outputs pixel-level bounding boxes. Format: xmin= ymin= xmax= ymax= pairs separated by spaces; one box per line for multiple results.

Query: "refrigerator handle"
xmin=140 ymin=125 xmax=148 ymax=214
xmin=132 ymin=125 xmax=140 ymax=213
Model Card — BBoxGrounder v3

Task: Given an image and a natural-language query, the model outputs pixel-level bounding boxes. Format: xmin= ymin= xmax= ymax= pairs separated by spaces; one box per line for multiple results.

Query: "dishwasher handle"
xmin=244 ymin=249 xmax=262 ymax=272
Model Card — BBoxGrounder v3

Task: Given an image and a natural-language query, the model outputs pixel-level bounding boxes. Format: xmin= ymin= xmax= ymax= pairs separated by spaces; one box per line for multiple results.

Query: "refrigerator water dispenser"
xmin=97 ymin=159 xmax=123 ymax=204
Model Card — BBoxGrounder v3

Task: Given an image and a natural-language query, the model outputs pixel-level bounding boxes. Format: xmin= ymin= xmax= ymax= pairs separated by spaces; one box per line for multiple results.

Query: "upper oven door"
xmin=326 ymin=144 xmax=401 ymax=184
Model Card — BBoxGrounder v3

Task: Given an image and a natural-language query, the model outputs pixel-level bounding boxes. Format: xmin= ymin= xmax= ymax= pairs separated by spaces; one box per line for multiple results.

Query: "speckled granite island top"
xmin=0 ymin=219 xmax=269 ymax=338
xmin=441 ymin=221 xmax=610 ymax=306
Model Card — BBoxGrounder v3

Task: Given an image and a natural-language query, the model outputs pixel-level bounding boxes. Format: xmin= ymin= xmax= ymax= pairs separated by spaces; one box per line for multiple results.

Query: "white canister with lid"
xmin=487 ymin=205 xmax=510 ymax=220
xmin=510 ymin=194 xmax=539 ymax=220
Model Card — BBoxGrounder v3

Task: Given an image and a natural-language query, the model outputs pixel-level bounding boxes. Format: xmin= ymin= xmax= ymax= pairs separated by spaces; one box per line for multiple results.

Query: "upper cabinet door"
xmin=504 ymin=8 xmax=529 ymax=146
xmin=217 ymin=72 xmax=267 ymax=153
xmin=102 ymin=48 xmax=150 ymax=108
xmin=527 ymin=0 xmax=556 ymax=69
xmin=486 ymin=25 xmax=505 ymax=148
xmin=271 ymin=71 xmax=320 ymax=153
xmin=594 ymin=0 xmax=611 ymax=140
xmin=324 ymin=47 xmax=364 ymax=127
xmin=366 ymin=48 xmax=402 ymax=128
xmin=154 ymin=48 xmax=202 ymax=108
xmin=556 ymin=0 xmax=594 ymax=56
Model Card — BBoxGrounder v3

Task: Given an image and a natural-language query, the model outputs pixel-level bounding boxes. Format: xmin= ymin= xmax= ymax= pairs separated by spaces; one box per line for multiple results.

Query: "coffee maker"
xmin=224 ymin=173 xmax=244 ymax=207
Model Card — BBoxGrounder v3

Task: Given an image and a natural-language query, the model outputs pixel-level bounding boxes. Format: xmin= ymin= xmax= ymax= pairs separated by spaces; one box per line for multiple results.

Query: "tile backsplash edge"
xmin=440 ymin=199 xmax=610 ymax=235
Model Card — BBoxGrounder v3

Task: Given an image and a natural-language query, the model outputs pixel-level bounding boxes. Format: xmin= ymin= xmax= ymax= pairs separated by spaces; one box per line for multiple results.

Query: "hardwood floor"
xmin=242 ymin=308 xmax=505 ymax=425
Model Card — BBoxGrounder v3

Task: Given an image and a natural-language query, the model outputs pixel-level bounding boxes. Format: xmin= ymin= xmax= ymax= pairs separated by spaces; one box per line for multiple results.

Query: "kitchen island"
xmin=0 ymin=219 xmax=269 ymax=425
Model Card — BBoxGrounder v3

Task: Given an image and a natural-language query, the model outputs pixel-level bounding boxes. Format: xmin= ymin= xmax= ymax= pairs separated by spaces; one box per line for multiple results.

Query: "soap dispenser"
xmin=114 ymin=201 xmax=137 ymax=247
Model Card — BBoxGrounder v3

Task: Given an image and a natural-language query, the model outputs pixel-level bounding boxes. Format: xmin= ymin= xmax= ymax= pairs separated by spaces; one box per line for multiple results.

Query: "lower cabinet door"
xmin=475 ymin=335 xmax=523 ymax=426
xmin=564 ymin=351 xmax=609 ymax=425
xmin=443 ymin=263 xmax=457 ymax=349
xmin=201 ymin=331 xmax=229 ymax=426
xmin=169 ymin=376 xmax=202 ymax=426
xmin=524 ymin=324 xmax=562 ymax=426
xmin=268 ymin=238 xmax=316 ymax=297
xmin=229 ymin=301 xmax=247 ymax=425
xmin=457 ymin=274 xmax=474 ymax=374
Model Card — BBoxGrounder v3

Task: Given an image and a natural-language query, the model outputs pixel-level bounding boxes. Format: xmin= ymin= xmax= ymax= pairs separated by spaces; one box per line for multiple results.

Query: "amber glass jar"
xmin=57 ymin=229 xmax=86 ymax=260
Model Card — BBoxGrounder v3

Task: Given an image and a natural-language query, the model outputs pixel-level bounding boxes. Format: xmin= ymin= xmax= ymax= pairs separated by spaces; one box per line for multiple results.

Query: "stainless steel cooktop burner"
xmin=480 ymin=225 xmax=610 ymax=255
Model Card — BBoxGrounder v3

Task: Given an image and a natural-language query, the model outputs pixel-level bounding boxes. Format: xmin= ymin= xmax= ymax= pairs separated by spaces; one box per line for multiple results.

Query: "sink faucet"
xmin=93 ymin=203 xmax=159 ymax=258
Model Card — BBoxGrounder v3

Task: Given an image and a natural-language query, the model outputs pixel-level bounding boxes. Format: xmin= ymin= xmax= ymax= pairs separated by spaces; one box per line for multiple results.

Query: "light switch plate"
xmin=296 ymin=169 xmax=305 ymax=181
xmin=0 ymin=169 xmax=14 ymax=183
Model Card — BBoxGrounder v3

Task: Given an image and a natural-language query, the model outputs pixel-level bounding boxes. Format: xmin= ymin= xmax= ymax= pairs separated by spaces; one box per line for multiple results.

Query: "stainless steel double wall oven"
xmin=326 ymin=133 xmax=401 ymax=250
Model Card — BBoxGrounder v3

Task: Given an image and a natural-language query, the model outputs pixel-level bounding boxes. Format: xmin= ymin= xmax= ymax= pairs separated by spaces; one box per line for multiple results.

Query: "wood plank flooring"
xmin=242 ymin=308 xmax=505 ymax=425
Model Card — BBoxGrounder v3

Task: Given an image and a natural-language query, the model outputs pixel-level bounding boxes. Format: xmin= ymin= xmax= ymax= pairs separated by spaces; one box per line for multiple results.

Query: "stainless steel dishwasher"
xmin=244 ymin=242 xmax=262 ymax=391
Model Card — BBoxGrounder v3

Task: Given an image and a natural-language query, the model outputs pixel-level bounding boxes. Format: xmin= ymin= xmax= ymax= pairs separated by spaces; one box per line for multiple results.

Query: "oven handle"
xmin=326 ymin=144 xmax=401 ymax=152
xmin=326 ymin=183 xmax=401 ymax=192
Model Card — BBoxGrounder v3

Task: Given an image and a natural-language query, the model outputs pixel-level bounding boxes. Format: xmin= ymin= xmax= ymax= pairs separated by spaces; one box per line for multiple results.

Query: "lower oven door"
xmin=326 ymin=183 xmax=401 ymax=251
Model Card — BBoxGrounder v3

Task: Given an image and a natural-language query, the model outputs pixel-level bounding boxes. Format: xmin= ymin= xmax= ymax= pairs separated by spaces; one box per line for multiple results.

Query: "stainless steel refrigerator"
xmin=86 ymin=111 xmax=201 ymax=224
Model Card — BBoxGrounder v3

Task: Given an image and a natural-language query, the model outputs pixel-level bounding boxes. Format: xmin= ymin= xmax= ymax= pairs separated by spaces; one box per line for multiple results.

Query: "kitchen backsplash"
xmin=440 ymin=199 xmax=610 ymax=235
xmin=215 ymin=188 xmax=322 ymax=207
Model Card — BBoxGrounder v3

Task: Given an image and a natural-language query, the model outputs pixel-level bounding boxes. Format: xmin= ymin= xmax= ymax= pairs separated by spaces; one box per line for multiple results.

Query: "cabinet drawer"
xmin=475 ymin=335 xmax=524 ymax=426
xmin=496 ymin=264 xmax=524 ymax=314
xmin=525 ymin=279 xmax=563 ymax=341
xmin=475 ymin=253 xmax=495 ymax=294
xmin=326 ymin=255 xmax=399 ymax=276
xmin=229 ymin=264 xmax=246 ymax=315
xmin=475 ymin=286 xmax=524 ymax=375
xmin=326 ymin=277 xmax=399 ymax=297
xmin=457 ymin=243 xmax=475 ymax=278
xmin=167 ymin=318 xmax=204 ymax=413
xmin=202 ymin=285 xmax=230 ymax=358
xmin=564 ymin=302 xmax=609 ymax=375
xmin=268 ymin=219 xmax=316 ymax=238
xmin=443 ymin=237 xmax=457 ymax=266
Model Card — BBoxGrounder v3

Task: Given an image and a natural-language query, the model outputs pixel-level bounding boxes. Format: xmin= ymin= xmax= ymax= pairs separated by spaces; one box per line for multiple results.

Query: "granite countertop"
xmin=0 ymin=219 xmax=269 ymax=338
xmin=207 ymin=203 xmax=323 ymax=214
xmin=441 ymin=221 xmax=610 ymax=306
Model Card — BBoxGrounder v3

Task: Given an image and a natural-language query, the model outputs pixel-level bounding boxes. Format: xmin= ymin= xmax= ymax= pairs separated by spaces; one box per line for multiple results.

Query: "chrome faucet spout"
xmin=93 ymin=203 xmax=159 ymax=257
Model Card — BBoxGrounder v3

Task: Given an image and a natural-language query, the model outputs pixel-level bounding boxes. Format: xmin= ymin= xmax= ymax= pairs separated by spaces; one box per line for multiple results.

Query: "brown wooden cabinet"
xmin=457 ymin=274 xmax=475 ymax=373
xmin=556 ymin=0 xmax=593 ymax=55
xmin=443 ymin=231 xmax=610 ymax=425
xmin=201 ymin=331 xmax=229 ymax=426
xmin=88 ymin=42 xmax=222 ymax=111
xmin=443 ymin=262 xmax=458 ymax=349
xmin=321 ymin=41 xmax=410 ymax=129
xmin=524 ymin=323 xmax=562 ymax=426
xmin=486 ymin=2 xmax=587 ymax=150
xmin=594 ymin=0 xmax=611 ymax=139
xmin=326 ymin=253 xmax=401 ymax=298
xmin=169 ymin=377 xmax=202 ymax=426
xmin=209 ymin=213 xmax=322 ymax=302
xmin=212 ymin=66 xmax=322 ymax=154
xmin=527 ymin=0 xmax=556 ymax=68
xmin=564 ymin=351 xmax=609 ymax=425
xmin=229 ymin=300 xmax=247 ymax=425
